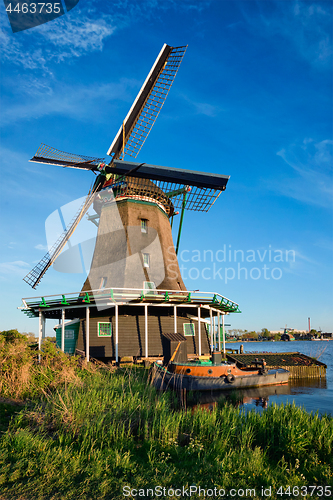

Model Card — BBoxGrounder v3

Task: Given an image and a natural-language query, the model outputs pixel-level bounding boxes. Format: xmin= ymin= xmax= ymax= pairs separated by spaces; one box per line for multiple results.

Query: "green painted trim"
xmin=61 ymin=295 xmax=69 ymax=306
xmin=165 ymin=186 xmax=188 ymax=198
xmin=98 ymin=321 xmax=112 ymax=337
xmin=21 ymin=289 xmax=241 ymax=318
xmin=176 ymin=191 xmax=188 ymax=255
xmin=39 ymin=297 xmax=50 ymax=308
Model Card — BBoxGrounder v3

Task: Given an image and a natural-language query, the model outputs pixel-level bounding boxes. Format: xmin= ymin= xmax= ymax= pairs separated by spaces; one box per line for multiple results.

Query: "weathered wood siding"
xmin=81 ymin=198 xmax=186 ymax=292
xmin=77 ymin=306 xmax=210 ymax=358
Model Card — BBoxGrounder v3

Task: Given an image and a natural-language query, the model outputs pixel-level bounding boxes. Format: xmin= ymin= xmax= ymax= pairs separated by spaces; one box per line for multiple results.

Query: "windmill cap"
xmin=111 ymin=160 xmax=229 ymax=191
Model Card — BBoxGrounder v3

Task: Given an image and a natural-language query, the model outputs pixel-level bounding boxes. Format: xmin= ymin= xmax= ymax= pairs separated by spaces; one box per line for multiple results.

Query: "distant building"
xmin=281 ymin=332 xmax=295 ymax=341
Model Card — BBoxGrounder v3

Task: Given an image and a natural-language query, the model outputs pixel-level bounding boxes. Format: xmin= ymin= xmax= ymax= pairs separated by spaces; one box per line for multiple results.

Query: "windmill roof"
xmin=111 ymin=160 xmax=229 ymax=190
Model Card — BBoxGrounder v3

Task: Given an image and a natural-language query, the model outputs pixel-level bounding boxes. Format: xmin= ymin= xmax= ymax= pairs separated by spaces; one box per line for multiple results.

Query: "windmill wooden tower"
xmin=21 ymin=44 xmax=240 ymax=361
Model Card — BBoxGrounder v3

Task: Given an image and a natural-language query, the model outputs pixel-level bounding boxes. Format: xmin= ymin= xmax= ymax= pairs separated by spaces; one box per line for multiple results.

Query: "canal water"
xmin=194 ymin=340 xmax=332 ymax=416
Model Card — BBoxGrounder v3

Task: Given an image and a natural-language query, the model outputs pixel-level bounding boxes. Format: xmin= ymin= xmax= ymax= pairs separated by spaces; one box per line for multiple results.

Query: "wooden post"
xmin=115 ymin=304 xmax=119 ymax=363
xmin=210 ymin=308 xmax=213 ymax=353
xmin=61 ymin=309 xmax=65 ymax=353
xmin=217 ymin=311 xmax=221 ymax=352
xmin=42 ymin=314 xmax=45 ymax=341
xmin=222 ymin=313 xmax=226 ymax=356
xmin=38 ymin=310 xmax=44 ymax=363
xmin=145 ymin=304 xmax=148 ymax=358
xmin=86 ymin=306 xmax=90 ymax=363
xmin=198 ymin=307 xmax=201 ymax=356
xmin=174 ymin=305 xmax=177 ymax=334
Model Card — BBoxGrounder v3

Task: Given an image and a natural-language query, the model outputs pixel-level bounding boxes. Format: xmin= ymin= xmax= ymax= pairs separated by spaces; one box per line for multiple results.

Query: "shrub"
xmin=0 ymin=331 xmax=87 ymax=400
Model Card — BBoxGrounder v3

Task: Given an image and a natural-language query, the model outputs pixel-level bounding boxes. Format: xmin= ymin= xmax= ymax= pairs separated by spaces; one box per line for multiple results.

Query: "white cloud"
xmin=0 ymin=261 xmax=30 ymax=276
xmin=191 ymin=101 xmax=218 ymax=117
xmin=36 ymin=14 xmax=116 ymax=62
xmin=0 ymin=145 xmax=86 ymax=206
xmin=273 ymin=139 xmax=333 ymax=208
xmin=0 ymin=78 xmax=139 ymax=126
xmin=35 ymin=244 xmax=48 ymax=251
xmin=241 ymin=0 xmax=332 ymax=68
xmin=0 ymin=9 xmax=116 ymax=71
xmin=0 ymin=0 xmax=212 ymax=72
xmin=180 ymin=93 xmax=220 ymax=117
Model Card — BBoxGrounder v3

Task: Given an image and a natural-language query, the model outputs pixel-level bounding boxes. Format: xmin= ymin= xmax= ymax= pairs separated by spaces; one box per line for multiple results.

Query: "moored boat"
xmin=152 ymin=359 xmax=290 ymax=392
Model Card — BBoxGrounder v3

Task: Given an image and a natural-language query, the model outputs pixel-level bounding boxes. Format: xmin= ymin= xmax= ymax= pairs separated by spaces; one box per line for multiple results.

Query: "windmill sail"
xmin=108 ymin=44 xmax=187 ymax=160
xmin=29 ymin=45 xmax=187 ymax=170
xmin=23 ymin=190 xmax=97 ymax=289
xmin=30 ymin=143 xmax=104 ymax=170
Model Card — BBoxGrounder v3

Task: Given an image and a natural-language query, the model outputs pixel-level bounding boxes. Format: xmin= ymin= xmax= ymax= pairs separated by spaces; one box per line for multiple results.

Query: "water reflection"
xmin=220 ymin=340 xmax=332 ymax=415
xmin=188 ymin=378 xmax=328 ymax=413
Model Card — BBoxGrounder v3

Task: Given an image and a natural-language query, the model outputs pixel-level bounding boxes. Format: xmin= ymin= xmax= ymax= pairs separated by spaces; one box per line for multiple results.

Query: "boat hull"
xmin=152 ymin=363 xmax=290 ymax=391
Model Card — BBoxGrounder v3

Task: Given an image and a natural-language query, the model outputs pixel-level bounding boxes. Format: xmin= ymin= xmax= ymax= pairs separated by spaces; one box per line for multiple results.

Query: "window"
xmin=65 ymin=329 xmax=74 ymax=340
xmin=183 ymin=323 xmax=195 ymax=336
xmin=142 ymin=253 xmax=150 ymax=268
xmin=144 ymin=281 xmax=156 ymax=294
xmin=100 ymin=277 xmax=107 ymax=290
xmin=141 ymin=219 xmax=147 ymax=233
xmin=98 ymin=322 xmax=112 ymax=337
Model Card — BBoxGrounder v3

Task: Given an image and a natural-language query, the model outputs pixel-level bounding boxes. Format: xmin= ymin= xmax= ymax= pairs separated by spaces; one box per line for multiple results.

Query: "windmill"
xmin=21 ymin=44 xmax=239 ymax=361
xmin=23 ymin=43 xmax=228 ymax=293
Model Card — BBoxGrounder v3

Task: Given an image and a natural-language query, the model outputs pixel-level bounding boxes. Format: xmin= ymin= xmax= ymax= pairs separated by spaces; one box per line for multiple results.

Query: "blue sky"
xmin=0 ymin=0 xmax=332 ymax=335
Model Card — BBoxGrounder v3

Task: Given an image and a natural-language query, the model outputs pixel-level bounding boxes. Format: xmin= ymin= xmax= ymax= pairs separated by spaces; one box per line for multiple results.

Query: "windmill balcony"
xmin=19 ymin=287 xmax=240 ymax=363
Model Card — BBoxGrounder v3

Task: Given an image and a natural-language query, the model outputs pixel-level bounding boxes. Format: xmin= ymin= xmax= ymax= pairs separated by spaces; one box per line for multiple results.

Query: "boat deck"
xmin=227 ymin=352 xmax=327 ymax=379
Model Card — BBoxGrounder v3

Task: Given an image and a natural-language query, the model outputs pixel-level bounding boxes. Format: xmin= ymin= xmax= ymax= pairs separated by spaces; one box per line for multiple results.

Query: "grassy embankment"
xmin=0 ymin=330 xmax=332 ymax=500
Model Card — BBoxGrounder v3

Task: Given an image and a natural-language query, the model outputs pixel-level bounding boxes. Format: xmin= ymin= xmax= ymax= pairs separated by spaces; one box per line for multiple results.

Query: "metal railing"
xmin=20 ymin=287 xmax=240 ymax=314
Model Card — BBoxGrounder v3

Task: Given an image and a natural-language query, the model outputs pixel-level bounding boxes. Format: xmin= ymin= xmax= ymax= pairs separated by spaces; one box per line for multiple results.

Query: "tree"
xmin=261 ymin=328 xmax=270 ymax=338
xmin=0 ymin=329 xmax=27 ymax=344
xmin=242 ymin=331 xmax=258 ymax=339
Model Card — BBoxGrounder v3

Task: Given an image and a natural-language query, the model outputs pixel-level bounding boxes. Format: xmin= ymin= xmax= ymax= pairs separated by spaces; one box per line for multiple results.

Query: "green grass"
xmin=0 ymin=401 xmax=23 ymax=436
xmin=0 ymin=365 xmax=332 ymax=500
xmin=0 ymin=331 xmax=332 ymax=499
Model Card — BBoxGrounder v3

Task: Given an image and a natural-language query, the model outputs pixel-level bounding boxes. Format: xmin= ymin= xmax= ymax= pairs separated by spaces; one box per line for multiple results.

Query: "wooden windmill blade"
xmin=108 ymin=44 xmax=187 ymax=161
xmin=23 ymin=189 xmax=97 ymax=289
xmin=30 ymin=143 xmax=105 ymax=170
